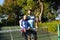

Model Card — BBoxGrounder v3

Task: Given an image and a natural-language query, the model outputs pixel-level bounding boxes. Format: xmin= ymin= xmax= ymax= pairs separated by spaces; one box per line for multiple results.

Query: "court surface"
xmin=0 ymin=26 xmax=57 ymax=40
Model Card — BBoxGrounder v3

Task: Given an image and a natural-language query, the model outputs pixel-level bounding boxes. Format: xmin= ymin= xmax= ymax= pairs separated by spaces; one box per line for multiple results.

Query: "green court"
xmin=0 ymin=26 xmax=57 ymax=40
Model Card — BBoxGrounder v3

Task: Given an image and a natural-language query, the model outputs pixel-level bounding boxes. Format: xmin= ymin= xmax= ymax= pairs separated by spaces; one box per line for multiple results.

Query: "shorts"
xmin=21 ymin=29 xmax=37 ymax=40
xmin=26 ymin=29 xmax=37 ymax=35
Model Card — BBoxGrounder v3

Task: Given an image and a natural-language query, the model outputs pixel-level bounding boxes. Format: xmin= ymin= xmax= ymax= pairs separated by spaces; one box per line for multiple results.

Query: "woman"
xmin=19 ymin=15 xmax=30 ymax=40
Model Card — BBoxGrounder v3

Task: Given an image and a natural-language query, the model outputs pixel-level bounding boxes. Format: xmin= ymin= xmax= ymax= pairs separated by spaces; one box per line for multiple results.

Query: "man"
xmin=19 ymin=15 xmax=30 ymax=40
xmin=27 ymin=9 xmax=38 ymax=40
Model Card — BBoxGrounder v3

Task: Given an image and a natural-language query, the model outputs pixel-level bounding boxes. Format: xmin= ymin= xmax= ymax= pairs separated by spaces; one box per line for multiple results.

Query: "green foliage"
xmin=39 ymin=21 xmax=60 ymax=33
xmin=0 ymin=0 xmax=59 ymax=26
xmin=7 ymin=13 xmax=15 ymax=22
xmin=43 ymin=2 xmax=56 ymax=21
xmin=17 ymin=0 xmax=26 ymax=7
xmin=17 ymin=0 xmax=37 ymax=10
xmin=27 ymin=0 xmax=35 ymax=9
xmin=47 ymin=12 xmax=53 ymax=19
xmin=44 ymin=2 xmax=50 ymax=13
xmin=0 ymin=22 xmax=3 ymax=27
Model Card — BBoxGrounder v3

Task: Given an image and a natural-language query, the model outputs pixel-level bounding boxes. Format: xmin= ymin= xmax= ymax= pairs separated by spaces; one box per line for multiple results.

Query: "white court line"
xmin=0 ymin=27 xmax=48 ymax=33
xmin=0 ymin=29 xmax=21 ymax=33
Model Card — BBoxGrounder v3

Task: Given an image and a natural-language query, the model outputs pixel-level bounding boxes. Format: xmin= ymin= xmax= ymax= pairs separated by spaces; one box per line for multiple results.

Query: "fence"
xmin=0 ymin=27 xmax=57 ymax=40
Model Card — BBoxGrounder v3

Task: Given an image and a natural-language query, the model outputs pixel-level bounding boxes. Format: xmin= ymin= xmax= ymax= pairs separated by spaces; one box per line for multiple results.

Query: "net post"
xmin=58 ymin=24 xmax=60 ymax=40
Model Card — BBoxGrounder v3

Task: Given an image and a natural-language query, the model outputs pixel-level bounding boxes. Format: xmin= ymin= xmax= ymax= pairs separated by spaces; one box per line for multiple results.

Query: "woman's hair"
xmin=19 ymin=14 xmax=25 ymax=19
xmin=22 ymin=14 xmax=27 ymax=18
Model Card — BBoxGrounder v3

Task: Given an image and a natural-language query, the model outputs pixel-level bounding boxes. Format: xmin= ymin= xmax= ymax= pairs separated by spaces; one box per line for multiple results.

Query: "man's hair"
xmin=28 ymin=9 xmax=32 ymax=12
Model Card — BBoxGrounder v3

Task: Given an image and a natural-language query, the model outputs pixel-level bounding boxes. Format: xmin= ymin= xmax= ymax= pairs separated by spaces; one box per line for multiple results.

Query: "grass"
xmin=0 ymin=26 xmax=58 ymax=40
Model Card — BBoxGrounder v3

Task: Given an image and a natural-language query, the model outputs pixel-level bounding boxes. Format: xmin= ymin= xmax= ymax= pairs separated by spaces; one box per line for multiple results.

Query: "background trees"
xmin=0 ymin=0 xmax=60 ymax=26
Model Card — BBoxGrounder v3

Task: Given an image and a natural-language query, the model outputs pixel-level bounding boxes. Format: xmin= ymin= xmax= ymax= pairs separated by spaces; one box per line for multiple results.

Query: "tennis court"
xmin=0 ymin=26 xmax=57 ymax=40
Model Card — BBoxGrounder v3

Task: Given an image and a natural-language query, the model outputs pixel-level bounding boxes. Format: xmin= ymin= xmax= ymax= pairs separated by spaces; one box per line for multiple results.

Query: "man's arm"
xmin=35 ymin=17 xmax=39 ymax=29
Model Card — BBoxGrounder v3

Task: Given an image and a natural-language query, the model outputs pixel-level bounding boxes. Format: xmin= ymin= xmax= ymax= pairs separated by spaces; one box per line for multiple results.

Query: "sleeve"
xmin=27 ymin=16 xmax=30 ymax=20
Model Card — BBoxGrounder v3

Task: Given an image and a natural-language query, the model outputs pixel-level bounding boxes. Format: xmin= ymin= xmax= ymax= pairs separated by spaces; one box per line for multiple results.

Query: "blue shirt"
xmin=20 ymin=19 xmax=29 ymax=29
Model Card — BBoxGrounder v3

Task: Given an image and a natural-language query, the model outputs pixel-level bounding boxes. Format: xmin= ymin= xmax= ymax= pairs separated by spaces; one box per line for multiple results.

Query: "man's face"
xmin=28 ymin=10 xmax=31 ymax=15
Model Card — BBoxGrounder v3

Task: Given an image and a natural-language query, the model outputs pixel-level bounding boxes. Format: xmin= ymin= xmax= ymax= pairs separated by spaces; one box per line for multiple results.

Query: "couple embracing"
xmin=19 ymin=10 xmax=38 ymax=40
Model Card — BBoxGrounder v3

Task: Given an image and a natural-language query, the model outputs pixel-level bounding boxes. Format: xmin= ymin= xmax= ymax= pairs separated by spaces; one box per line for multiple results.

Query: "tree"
xmin=1 ymin=0 xmax=59 ymax=25
xmin=17 ymin=0 xmax=37 ymax=10
xmin=38 ymin=0 xmax=43 ymax=21
xmin=3 ymin=0 xmax=23 ymax=25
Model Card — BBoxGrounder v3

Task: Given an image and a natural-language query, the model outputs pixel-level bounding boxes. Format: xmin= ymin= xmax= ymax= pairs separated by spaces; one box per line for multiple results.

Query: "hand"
xmin=36 ymin=26 xmax=38 ymax=29
xmin=35 ymin=28 xmax=38 ymax=31
xmin=28 ymin=27 xmax=30 ymax=30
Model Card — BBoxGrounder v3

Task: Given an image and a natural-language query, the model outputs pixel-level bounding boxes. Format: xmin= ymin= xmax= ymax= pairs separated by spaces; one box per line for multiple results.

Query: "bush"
xmin=39 ymin=21 xmax=60 ymax=33
xmin=0 ymin=22 xmax=3 ymax=27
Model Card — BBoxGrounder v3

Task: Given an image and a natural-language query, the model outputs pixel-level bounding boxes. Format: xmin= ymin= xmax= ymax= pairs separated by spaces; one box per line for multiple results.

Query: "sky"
xmin=0 ymin=0 xmax=4 ymax=5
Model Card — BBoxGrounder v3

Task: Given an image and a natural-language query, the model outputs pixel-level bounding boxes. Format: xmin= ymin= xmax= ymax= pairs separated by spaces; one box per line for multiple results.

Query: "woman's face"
xmin=23 ymin=15 xmax=27 ymax=20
